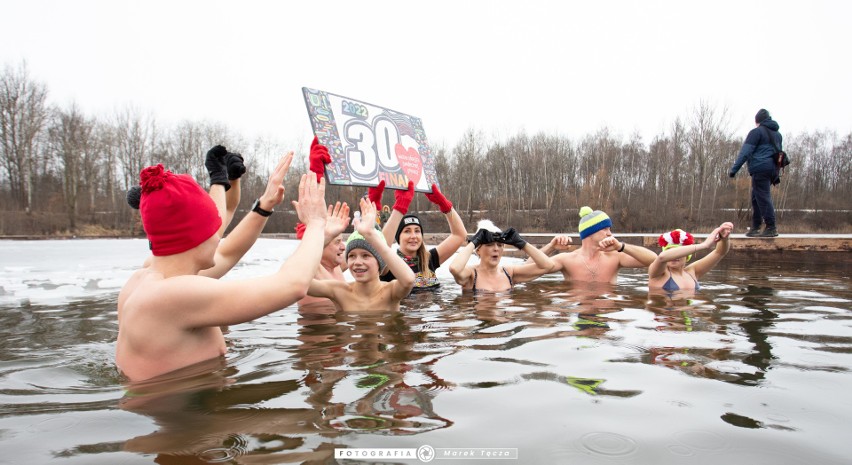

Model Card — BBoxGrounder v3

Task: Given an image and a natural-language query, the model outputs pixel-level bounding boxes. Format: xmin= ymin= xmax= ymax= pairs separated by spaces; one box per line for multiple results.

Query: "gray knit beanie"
xmin=345 ymin=231 xmax=386 ymax=270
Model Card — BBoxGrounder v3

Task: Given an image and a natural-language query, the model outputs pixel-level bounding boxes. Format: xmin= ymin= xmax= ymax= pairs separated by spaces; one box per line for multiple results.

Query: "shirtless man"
xmin=306 ymin=198 xmax=415 ymax=311
xmin=531 ymin=206 xmax=657 ymax=284
xmin=116 ymin=157 xmax=328 ymax=381
xmin=296 ymin=201 xmax=352 ymax=308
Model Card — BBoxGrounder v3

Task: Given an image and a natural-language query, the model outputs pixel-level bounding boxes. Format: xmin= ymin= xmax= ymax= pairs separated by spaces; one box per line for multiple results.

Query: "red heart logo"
xmin=394 ymin=144 xmax=422 ymax=186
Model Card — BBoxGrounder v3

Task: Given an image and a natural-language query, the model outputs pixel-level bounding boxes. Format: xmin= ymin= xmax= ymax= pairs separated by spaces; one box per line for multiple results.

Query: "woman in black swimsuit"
xmin=449 ymin=220 xmax=554 ymax=293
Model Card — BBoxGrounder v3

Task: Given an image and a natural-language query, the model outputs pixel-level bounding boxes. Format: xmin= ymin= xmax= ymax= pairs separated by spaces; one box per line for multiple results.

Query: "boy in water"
xmin=306 ymin=198 xmax=415 ymax=311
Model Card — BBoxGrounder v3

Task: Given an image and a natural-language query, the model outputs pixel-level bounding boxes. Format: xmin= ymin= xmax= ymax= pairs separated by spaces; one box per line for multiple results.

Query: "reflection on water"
xmin=0 ymin=240 xmax=851 ymax=464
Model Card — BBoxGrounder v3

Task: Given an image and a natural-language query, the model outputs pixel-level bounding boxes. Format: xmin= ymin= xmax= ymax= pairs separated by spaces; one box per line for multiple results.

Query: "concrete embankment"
xmin=259 ymin=232 xmax=852 ymax=254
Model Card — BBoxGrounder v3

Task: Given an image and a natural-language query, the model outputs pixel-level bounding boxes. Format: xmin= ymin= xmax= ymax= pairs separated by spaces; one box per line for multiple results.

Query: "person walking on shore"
xmin=729 ymin=109 xmax=784 ymax=237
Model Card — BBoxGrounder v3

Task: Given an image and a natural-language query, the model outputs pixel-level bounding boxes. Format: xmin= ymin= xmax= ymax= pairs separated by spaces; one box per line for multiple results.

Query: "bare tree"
xmin=110 ymin=105 xmax=158 ymax=191
xmin=47 ymin=103 xmax=96 ymax=230
xmin=0 ymin=61 xmax=49 ymax=213
xmin=685 ymin=101 xmax=731 ymax=224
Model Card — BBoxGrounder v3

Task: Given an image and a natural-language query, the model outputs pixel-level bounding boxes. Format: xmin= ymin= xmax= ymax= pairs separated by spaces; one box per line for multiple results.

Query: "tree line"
xmin=1 ymin=62 xmax=850 ymax=237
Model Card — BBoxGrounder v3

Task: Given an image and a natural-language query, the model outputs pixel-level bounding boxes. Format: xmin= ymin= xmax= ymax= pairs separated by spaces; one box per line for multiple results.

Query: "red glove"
xmin=425 ymin=184 xmax=453 ymax=213
xmin=393 ymin=181 xmax=415 ymax=214
xmin=309 ymin=136 xmax=331 ymax=182
xmin=367 ymin=180 xmax=385 ymax=210
xmin=294 ymin=222 xmax=306 ymax=240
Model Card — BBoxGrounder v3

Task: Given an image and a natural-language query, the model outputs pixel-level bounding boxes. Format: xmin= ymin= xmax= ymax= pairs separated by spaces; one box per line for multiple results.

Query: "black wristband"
xmin=618 ymin=242 xmax=626 ymax=253
xmin=251 ymin=198 xmax=273 ymax=217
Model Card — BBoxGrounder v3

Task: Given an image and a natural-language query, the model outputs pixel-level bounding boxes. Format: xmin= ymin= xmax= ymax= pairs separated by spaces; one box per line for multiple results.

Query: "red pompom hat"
xmin=139 ymin=164 xmax=222 ymax=256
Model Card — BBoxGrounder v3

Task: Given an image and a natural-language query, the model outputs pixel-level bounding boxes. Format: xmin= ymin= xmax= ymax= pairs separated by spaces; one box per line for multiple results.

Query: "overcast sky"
xmin=1 ymin=0 xmax=849 ymax=149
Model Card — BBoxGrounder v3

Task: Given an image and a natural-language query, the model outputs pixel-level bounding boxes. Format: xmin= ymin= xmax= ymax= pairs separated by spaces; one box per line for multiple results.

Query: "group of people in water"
xmin=116 ymin=138 xmax=733 ymax=382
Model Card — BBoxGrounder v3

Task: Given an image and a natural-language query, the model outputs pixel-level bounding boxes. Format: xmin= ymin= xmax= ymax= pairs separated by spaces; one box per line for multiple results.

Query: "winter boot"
xmin=745 ymin=228 xmax=762 ymax=237
xmin=759 ymin=227 xmax=778 ymax=237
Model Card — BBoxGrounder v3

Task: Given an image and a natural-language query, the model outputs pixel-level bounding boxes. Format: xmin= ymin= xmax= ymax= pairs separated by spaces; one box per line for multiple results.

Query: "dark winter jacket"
xmin=730 ymin=118 xmax=783 ymax=176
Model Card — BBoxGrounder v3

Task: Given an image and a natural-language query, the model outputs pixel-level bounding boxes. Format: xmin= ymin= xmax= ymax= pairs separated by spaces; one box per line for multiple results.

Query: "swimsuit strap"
xmin=502 ymin=267 xmax=513 ymax=287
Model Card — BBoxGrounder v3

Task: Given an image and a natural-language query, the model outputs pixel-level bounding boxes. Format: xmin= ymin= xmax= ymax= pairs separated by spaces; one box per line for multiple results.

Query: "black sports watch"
xmin=251 ymin=198 xmax=273 ymax=217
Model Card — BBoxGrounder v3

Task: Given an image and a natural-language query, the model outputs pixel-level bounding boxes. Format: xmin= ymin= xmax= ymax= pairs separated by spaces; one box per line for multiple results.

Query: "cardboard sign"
xmin=302 ymin=87 xmax=439 ymax=192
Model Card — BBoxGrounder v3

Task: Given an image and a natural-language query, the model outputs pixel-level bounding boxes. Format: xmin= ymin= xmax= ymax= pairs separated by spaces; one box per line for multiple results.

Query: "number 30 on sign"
xmin=302 ymin=87 xmax=440 ymax=192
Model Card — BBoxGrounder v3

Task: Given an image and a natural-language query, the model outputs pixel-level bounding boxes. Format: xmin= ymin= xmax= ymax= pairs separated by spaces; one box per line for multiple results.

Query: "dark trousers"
xmin=750 ymin=170 xmax=776 ymax=229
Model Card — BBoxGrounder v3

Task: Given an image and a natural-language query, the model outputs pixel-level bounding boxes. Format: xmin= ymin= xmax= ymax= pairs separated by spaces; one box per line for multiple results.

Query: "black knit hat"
xmin=395 ymin=214 xmax=423 ymax=243
xmin=755 ymin=109 xmax=770 ymax=124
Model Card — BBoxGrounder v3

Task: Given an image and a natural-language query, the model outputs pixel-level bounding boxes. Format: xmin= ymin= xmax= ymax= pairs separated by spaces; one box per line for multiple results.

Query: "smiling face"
xmin=347 ymin=248 xmax=379 ymax=282
xmin=398 ymin=225 xmax=423 ymax=255
xmin=476 ymin=242 xmax=504 ymax=267
xmin=322 ymin=234 xmax=346 ymax=268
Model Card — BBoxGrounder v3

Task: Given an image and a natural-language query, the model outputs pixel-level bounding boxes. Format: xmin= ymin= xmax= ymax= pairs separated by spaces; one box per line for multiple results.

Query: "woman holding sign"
xmin=310 ymin=137 xmax=467 ymax=292
xmin=372 ymin=180 xmax=467 ymax=291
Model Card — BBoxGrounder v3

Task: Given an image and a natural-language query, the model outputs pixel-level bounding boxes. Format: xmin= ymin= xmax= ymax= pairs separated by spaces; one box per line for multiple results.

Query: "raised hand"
xmin=258 ymin=152 xmax=292 ymax=209
xmin=326 ymin=201 xmax=351 ymax=239
xmin=393 ymin=180 xmax=415 ymax=214
xmin=598 ymin=235 xmax=620 ymax=252
xmin=468 ymin=228 xmax=495 ymax=248
xmin=549 ymin=234 xmax=573 ymax=251
xmin=718 ymin=222 xmax=734 ymax=239
xmin=205 ymin=145 xmax=230 ymax=190
xmin=367 ymin=180 xmax=386 ymax=209
xmin=292 ymin=174 xmax=328 ymax=226
xmin=355 ymin=197 xmax=378 ymax=237
xmin=309 ymin=136 xmax=331 ymax=182
xmin=126 ymin=186 xmax=142 ymax=210
xmin=496 ymin=227 xmax=528 ymax=249
xmin=225 ymin=152 xmax=246 ymax=180
xmin=424 ymin=184 xmax=453 ymax=213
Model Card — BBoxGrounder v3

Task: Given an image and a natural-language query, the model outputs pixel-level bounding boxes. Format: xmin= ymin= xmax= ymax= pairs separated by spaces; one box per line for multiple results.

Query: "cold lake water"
xmin=0 ymin=238 xmax=850 ymax=464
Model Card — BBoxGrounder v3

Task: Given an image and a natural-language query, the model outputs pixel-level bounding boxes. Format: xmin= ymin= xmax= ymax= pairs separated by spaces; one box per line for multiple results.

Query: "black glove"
xmin=469 ymin=228 xmax=495 ymax=248
xmin=205 ymin=145 xmax=231 ymax=191
xmin=497 ymin=228 xmax=527 ymax=249
xmin=225 ymin=152 xmax=246 ymax=180
xmin=126 ymin=186 xmax=141 ymax=210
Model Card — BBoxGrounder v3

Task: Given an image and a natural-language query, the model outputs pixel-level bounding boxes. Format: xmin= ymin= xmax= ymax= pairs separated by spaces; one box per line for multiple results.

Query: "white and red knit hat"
xmin=658 ymin=229 xmax=694 ymax=250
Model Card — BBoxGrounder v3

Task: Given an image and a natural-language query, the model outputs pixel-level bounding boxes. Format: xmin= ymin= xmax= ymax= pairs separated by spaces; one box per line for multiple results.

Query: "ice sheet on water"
xmin=0 ymin=238 xmax=311 ymax=306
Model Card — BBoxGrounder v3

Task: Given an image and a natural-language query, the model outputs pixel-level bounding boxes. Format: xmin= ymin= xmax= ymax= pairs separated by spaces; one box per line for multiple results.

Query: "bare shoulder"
xmin=121 ymin=272 xmax=210 ymax=315
xmin=554 ymin=250 xmax=580 ymax=263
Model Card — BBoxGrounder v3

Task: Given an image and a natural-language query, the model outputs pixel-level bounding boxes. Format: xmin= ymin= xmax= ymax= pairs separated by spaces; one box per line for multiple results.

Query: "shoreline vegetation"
xmin=1 ymin=62 xmax=850 ymax=238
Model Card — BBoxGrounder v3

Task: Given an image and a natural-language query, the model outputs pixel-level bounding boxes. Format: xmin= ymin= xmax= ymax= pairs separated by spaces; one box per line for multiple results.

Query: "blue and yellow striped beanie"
xmin=578 ymin=206 xmax=612 ymax=239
